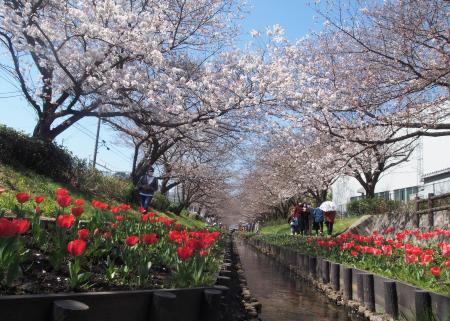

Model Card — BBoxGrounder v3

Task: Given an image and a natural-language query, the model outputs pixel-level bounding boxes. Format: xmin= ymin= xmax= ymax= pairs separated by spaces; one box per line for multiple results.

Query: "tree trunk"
xmin=32 ymin=117 xmax=55 ymax=144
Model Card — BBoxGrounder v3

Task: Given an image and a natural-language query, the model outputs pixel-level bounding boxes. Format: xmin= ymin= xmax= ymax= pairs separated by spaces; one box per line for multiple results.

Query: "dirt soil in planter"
xmin=0 ymin=238 xmax=170 ymax=295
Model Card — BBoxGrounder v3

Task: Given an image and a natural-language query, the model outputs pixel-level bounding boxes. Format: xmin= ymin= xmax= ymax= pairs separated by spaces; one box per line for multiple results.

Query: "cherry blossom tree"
xmin=0 ymin=0 xmax=244 ymax=142
xmin=277 ymin=0 xmax=449 ymax=145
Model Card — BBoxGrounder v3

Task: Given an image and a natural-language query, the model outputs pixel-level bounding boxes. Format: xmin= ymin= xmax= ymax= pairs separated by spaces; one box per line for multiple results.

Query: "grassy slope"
xmin=0 ymin=163 xmax=204 ymax=228
xmin=260 ymin=216 xmax=360 ymax=236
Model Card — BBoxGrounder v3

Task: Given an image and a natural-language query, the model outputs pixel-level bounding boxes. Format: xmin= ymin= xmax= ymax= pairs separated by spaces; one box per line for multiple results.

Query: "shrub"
xmin=188 ymin=212 xmax=199 ymax=220
xmin=152 ymin=192 xmax=171 ymax=211
xmin=0 ymin=125 xmax=73 ymax=182
xmin=347 ymin=198 xmax=402 ymax=216
xmin=0 ymin=125 xmax=132 ymax=202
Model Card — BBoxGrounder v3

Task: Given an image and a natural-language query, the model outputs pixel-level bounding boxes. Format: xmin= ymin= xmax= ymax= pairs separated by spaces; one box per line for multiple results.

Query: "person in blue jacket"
xmin=312 ymin=207 xmax=324 ymax=236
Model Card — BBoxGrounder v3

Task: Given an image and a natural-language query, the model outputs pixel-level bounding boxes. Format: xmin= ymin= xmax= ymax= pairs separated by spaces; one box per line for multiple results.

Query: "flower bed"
xmin=0 ymin=189 xmax=223 ymax=294
xmin=251 ymin=227 xmax=450 ymax=296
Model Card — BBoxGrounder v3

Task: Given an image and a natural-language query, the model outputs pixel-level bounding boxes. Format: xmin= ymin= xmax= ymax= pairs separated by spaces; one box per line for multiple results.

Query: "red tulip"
xmin=55 ymin=188 xmax=69 ymax=196
xmin=12 ymin=219 xmax=30 ymax=234
xmin=119 ymin=204 xmax=131 ymax=211
xmin=115 ymin=215 xmax=124 ymax=221
xmin=405 ymin=254 xmax=417 ymax=264
xmin=125 ymin=235 xmax=139 ymax=246
xmin=103 ymin=231 xmax=111 ymax=240
xmin=57 ymin=214 xmax=75 ymax=229
xmin=16 ymin=192 xmax=30 ymax=204
xmin=200 ymin=249 xmax=208 ymax=257
xmin=143 ymin=233 xmax=158 ymax=245
xmin=372 ymin=248 xmax=382 ymax=256
xmin=57 ymin=195 xmax=71 ymax=208
xmin=420 ymin=254 xmax=433 ymax=266
xmin=138 ymin=207 xmax=146 ymax=214
xmin=74 ymin=199 xmax=85 ymax=207
xmin=34 ymin=195 xmax=44 ymax=203
xmin=0 ymin=218 xmax=17 ymax=237
xmin=77 ymin=228 xmax=89 ymax=240
xmin=382 ymin=245 xmax=392 ymax=257
xmin=71 ymin=207 xmax=84 ymax=217
xmin=444 ymin=261 xmax=450 ymax=268
xmin=430 ymin=266 xmax=441 ymax=277
xmin=177 ymin=246 xmax=194 ymax=261
xmin=110 ymin=206 xmax=119 ymax=214
xmin=91 ymin=200 xmax=108 ymax=210
xmin=111 ymin=223 xmax=118 ymax=229
xmin=440 ymin=243 xmax=450 ymax=257
xmin=67 ymin=239 xmax=86 ymax=257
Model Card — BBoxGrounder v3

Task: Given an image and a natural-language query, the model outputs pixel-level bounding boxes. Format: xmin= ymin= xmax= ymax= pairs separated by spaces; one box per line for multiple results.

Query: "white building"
xmin=332 ymin=135 xmax=450 ymax=213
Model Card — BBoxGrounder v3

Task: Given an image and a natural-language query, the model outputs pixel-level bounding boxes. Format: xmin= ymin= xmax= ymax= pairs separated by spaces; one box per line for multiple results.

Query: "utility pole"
xmin=92 ymin=117 xmax=101 ymax=168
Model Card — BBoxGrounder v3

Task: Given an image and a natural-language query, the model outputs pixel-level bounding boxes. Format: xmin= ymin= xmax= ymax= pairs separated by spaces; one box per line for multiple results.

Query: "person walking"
xmin=312 ymin=207 xmax=324 ymax=236
xmin=137 ymin=166 xmax=158 ymax=213
xmin=324 ymin=210 xmax=337 ymax=236
xmin=299 ymin=203 xmax=310 ymax=236
xmin=288 ymin=206 xmax=300 ymax=235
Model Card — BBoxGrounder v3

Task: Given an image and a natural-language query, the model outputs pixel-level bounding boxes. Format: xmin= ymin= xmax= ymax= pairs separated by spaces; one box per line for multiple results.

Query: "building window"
xmin=375 ymin=191 xmax=390 ymax=200
xmin=393 ymin=186 xmax=418 ymax=202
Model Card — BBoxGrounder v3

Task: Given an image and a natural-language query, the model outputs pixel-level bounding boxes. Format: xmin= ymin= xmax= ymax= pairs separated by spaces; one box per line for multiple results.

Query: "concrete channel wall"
xmin=247 ymin=238 xmax=450 ymax=321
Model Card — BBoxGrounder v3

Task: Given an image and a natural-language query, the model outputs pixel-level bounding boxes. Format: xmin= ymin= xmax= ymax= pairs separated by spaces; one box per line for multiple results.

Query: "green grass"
xmin=260 ymin=216 xmax=361 ymax=236
xmin=0 ymin=163 xmax=204 ymax=229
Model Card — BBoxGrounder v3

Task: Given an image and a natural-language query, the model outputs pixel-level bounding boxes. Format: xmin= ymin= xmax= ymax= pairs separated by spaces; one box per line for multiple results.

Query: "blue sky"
xmin=0 ymin=0 xmax=318 ymax=173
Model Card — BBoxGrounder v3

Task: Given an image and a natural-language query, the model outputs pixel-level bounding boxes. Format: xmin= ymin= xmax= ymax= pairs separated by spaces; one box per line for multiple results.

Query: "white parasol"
xmin=319 ymin=201 xmax=336 ymax=212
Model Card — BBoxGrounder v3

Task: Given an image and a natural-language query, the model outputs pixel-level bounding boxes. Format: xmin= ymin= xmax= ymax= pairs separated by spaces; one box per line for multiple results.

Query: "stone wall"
xmin=346 ymin=210 xmax=450 ymax=235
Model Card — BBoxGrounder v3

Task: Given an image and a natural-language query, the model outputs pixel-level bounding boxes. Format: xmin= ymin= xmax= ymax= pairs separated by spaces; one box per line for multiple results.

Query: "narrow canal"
xmin=236 ymin=241 xmax=363 ymax=321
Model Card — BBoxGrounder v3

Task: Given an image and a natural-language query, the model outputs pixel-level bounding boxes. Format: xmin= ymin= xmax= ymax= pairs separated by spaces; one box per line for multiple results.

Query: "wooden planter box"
xmin=249 ymin=239 xmax=450 ymax=321
xmin=0 ymin=286 xmax=229 ymax=321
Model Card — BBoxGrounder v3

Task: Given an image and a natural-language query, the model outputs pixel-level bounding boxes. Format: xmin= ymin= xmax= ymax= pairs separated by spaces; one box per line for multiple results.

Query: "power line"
xmin=74 ymin=122 xmax=131 ymax=160
xmin=73 ymin=122 xmax=130 ymax=163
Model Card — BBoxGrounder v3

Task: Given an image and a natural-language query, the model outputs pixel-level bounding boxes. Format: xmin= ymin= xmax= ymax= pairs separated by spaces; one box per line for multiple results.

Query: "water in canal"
xmin=236 ymin=241 xmax=363 ymax=321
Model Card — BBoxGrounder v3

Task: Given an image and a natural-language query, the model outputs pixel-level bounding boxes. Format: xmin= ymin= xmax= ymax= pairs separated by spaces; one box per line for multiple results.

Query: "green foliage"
xmin=152 ymin=192 xmax=171 ymax=211
xmin=179 ymin=208 xmax=190 ymax=217
xmin=260 ymin=216 xmax=360 ymax=235
xmin=0 ymin=126 xmax=132 ymax=202
xmin=0 ymin=125 xmax=73 ymax=183
xmin=347 ymin=198 xmax=401 ymax=216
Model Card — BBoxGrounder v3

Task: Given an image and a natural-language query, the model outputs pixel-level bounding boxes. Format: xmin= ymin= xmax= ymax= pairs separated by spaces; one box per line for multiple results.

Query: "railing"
xmin=414 ymin=192 xmax=450 ymax=227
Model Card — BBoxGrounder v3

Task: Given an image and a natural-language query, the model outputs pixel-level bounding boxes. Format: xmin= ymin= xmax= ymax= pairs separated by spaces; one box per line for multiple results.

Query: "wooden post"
xmin=415 ymin=196 xmax=420 ymax=228
xmin=363 ymin=274 xmax=375 ymax=312
xmin=219 ymin=269 xmax=231 ymax=278
xmin=384 ymin=281 xmax=398 ymax=319
xmin=216 ymin=276 xmax=231 ymax=287
xmin=150 ymin=292 xmax=177 ymax=321
xmin=414 ymin=290 xmax=432 ymax=321
xmin=52 ymin=300 xmax=89 ymax=321
xmin=201 ymin=289 xmax=223 ymax=321
xmin=343 ymin=268 xmax=352 ymax=300
xmin=309 ymin=257 xmax=317 ymax=278
xmin=428 ymin=193 xmax=434 ymax=227
xmin=356 ymin=273 xmax=365 ymax=303
xmin=322 ymin=260 xmax=330 ymax=284
xmin=331 ymin=263 xmax=340 ymax=291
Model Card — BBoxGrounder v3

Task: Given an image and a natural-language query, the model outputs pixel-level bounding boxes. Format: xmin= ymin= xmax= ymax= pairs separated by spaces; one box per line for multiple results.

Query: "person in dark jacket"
xmin=312 ymin=207 xmax=324 ymax=236
xmin=299 ymin=203 xmax=310 ymax=236
xmin=324 ymin=210 xmax=337 ymax=235
xmin=137 ymin=167 xmax=158 ymax=213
